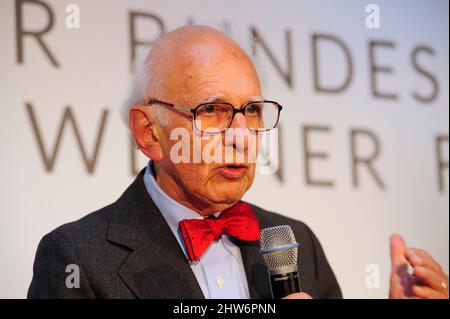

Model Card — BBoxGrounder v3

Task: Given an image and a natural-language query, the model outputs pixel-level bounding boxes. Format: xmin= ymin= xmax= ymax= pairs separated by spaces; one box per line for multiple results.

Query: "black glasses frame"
xmin=146 ymin=98 xmax=283 ymax=133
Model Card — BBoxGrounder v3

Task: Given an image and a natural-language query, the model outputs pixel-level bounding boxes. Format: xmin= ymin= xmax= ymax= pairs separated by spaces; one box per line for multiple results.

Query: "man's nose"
xmin=225 ymin=112 xmax=250 ymax=152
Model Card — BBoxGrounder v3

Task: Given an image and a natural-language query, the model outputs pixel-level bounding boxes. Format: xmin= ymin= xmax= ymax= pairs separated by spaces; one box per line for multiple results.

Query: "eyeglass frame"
xmin=145 ymin=98 xmax=283 ymax=133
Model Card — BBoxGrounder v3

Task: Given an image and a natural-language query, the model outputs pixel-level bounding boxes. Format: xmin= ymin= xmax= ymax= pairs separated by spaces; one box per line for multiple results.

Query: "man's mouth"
xmin=217 ymin=164 xmax=249 ymax=179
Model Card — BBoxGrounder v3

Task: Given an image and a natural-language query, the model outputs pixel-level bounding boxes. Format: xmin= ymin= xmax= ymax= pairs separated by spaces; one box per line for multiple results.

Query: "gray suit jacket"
xmin=28 ymin=169 xmax=342 ymax=299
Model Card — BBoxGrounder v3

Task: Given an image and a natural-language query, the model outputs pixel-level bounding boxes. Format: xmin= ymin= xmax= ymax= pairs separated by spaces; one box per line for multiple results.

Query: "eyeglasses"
xmin=146 ymin=98 xmax=283 ymax=133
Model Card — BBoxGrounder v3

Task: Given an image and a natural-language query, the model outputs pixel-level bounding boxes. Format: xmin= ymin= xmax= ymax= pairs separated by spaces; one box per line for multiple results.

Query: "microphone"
xmin=260 ymin=225 xmax=301 ymax=299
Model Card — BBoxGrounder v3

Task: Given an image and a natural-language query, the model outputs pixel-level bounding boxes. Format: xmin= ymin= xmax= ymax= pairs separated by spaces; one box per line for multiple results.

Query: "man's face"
xmin=153 ymin=40 xmax=263 ymax=214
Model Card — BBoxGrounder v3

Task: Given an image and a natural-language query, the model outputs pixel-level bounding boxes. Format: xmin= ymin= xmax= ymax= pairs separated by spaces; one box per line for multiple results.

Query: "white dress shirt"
xmin=143 ymin=161 xmax=250 ymax=299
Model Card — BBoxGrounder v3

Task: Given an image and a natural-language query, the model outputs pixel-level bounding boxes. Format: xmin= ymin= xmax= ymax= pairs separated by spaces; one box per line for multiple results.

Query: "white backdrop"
xmin=0 ymin=0 xmax=448 ymax=299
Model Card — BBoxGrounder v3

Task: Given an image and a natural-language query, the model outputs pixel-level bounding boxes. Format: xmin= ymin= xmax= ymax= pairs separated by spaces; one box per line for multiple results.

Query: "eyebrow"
xmin=248 ymin=95 xmax=264 ymax=102
xmin=197 ymin=95 xmax=226 ymax=104
xmin=197 ymin=95 xmax=264 ymax=105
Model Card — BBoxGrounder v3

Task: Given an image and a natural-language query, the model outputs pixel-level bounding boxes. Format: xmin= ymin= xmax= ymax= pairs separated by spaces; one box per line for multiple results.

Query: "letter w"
xmin=25 ymin=103 xmax=109 ymax=174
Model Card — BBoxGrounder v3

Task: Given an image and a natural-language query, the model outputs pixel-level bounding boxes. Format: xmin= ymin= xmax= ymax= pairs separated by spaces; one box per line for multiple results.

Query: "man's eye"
xmin=198 ymin=105 xmax=218 ymax=115
xmin=247 ymin=104 xmax=261 ymax=114
xmin=203 ymin=105 xmax=216 ymax=113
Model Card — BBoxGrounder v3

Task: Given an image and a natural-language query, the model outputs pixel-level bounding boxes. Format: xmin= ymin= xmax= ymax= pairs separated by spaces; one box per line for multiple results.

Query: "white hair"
xmin=121 ymin=55 xmax=170 ymax=126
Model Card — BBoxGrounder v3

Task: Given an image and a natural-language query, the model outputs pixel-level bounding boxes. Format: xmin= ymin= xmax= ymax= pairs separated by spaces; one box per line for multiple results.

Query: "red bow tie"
xmin=179 ymin=202 xmax=260 ymax=262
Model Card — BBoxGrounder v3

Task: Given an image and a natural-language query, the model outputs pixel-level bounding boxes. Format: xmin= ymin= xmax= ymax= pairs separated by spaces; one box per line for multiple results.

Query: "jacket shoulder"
xmin=47 ymin=203 xmax=115 ymax=246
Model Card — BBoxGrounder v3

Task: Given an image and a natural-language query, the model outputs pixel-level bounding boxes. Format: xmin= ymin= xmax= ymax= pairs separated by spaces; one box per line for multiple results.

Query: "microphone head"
xmin=260 ymin=225 xmax=299 ymax=275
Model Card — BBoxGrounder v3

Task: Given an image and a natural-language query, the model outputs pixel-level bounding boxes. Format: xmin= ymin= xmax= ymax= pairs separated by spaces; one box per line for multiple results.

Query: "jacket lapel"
xmin=238 ymin=240 xmax=272 ymax=299
xmin=106 ymin=169 xmax=204 ymax=299
xmin=106 ymin=168 xmax=272 ymax=299
xmin=238 ymin=208 xmax=273 ymax=299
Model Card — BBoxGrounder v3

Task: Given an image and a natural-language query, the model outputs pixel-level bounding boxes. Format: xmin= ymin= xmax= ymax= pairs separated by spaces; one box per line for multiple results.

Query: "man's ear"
xmin=129 ymin=105 xmax=163 ymax=161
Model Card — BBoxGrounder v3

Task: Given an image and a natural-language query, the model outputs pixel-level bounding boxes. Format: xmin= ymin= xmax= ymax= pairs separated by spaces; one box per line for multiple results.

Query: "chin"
xmin=216 ymin=184 xmax=248 ymax=203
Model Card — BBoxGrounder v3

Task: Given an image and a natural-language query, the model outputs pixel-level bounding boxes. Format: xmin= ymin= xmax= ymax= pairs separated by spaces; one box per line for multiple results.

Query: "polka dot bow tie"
xmin=179 ymin=202 xmax=261 ymax=262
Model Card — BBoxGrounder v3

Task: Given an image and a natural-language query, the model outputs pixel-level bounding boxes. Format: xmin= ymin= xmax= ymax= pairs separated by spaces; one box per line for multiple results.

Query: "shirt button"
xmin=216 ymin=277 xmax=225 ymax=287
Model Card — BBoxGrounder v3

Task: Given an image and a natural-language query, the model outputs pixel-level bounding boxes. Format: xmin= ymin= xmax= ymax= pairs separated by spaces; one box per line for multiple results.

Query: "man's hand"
xmin=389 ymin=234 xmax=449 ymax=299
xmin=283 ymin=292 xmax=313 ymax=299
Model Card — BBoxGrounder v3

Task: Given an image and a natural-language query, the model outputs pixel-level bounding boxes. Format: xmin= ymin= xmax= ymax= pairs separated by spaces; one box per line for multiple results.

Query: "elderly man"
xmin=28 ymin=26 xmax=448 ymax=299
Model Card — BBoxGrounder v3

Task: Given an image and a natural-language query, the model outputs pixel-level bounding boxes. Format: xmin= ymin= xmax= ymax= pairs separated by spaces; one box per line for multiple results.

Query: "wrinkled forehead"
xmin=151 ymin=37 xmax=262 ymax=107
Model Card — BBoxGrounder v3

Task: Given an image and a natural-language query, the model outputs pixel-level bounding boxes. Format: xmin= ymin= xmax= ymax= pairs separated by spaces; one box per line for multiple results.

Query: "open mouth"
xmin=226 ymin=164 xmax=246 ymax=169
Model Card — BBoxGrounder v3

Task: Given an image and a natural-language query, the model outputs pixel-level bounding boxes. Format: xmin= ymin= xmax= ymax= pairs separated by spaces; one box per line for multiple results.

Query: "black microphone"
xmin=260 ymin=225 xmax=301 ymax=299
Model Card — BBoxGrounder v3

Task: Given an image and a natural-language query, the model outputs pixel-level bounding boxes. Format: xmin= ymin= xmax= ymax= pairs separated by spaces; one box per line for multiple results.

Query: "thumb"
xmin=389 ymin=234 xmax=415 ymax=298
xmin=390 ymin=233 xmax=408 ymax=268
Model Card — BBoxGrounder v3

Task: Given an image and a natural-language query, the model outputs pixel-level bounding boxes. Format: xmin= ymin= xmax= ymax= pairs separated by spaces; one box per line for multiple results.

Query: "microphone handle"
xmin=270 ymin=271 xmax=301 ymax=299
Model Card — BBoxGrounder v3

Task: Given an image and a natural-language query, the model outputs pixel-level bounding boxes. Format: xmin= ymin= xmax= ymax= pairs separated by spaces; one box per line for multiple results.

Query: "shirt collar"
xmin=143 ymin=161 xmax=217 ymax=237
xmin=143 ymin=161 xmax=244 ymax=264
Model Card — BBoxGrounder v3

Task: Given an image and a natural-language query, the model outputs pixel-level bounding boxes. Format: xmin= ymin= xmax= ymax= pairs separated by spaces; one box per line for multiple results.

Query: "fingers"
xmin=407 ymin=248 xmax=443 ymax=274
xmin=405 ymin=249 xmax=422 ymax=268
xmin=282 ymin=292 xmax=313 ymax=299
xmin=390 ymin=234 xmax=408 ymax=268
xmin=406 ymin=247 xmax=448 ymax=298
xmin=388 ymin=234 xmax=449 ymax=300
xmin=413 ymin=266 xmax=449 ymax=295
xmin=411 ymin=284 xmax=447 ymax=299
